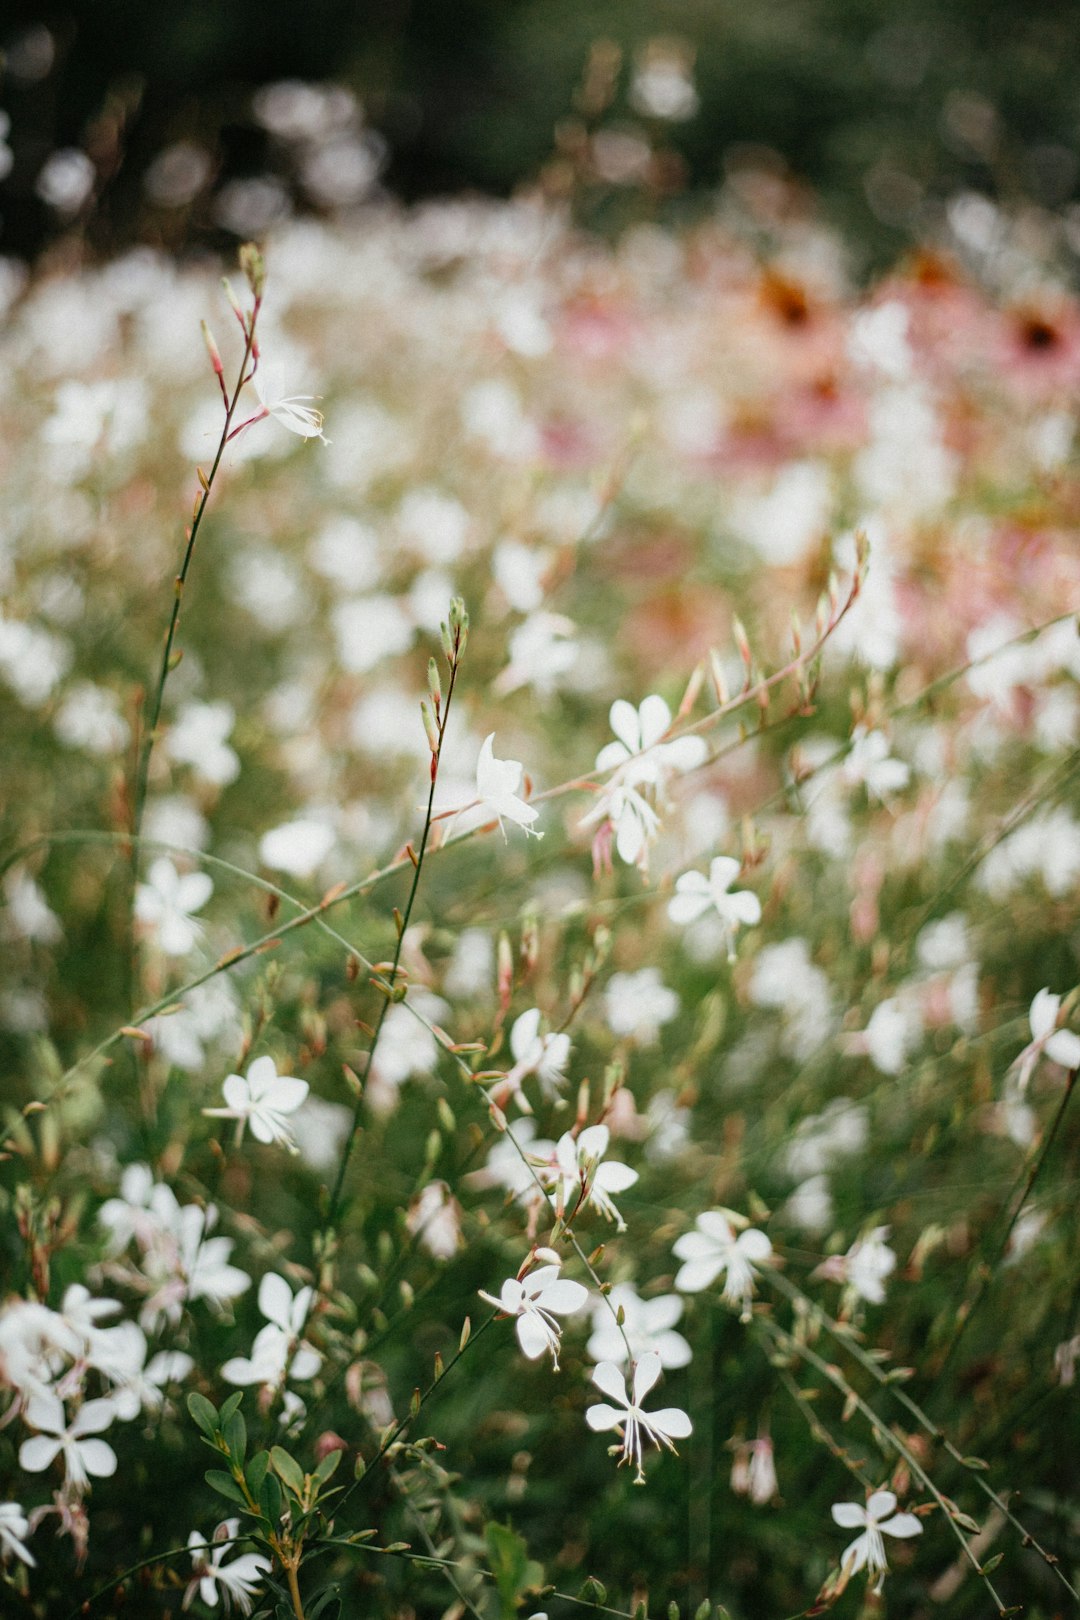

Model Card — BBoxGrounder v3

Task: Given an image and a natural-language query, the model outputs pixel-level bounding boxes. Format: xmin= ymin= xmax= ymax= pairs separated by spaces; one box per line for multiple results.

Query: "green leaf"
xmin=246 ymin=1451 xmax=271 ymax=1497
xmin=485 ymin=1522 xmax=544 ymax=1618
xmin=223 ymin=1409 xmax=247 ymax=1466
xmin=695 ymin=1603 xmax=712 ymax=1620
xmin=205 ymin=1469 xmax=248 ymax=1506
xmin=961 ymin=1455 xmax=990 ymax=1471
xmin=314 ymin=1448 xmax=343 ymax=1488
xmin=980 ymin=1553 xmax=1005 ymax=1575
xmin=260 ymin=1472 xmax=283 ymax=1524
xmin=309 ymin=1591 xmax=342 ymax=1620
xmin=271 ymin=1446 xmax=306 ymax=1499
xmin=187 ymin=1392 xmax=218 ymax=1437
xmin=219 ymin=1391 xmax=244 ymax=1424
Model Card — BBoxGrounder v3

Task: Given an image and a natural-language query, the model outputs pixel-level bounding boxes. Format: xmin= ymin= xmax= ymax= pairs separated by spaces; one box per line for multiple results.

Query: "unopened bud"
xmin=520 ymin=908 xmax=540 ymax=976
xmin=427 ymin=657 xmax=442 ymax=711
xmin=221 ymin=276 xmax=245 ymax=325
xmin=709 ymin=648 xmax=730 ymax=706
xmin=420 ymin=699 xmax=439 ymax=755
xmin=497 ymin=931 xmax=514 ymax=1011
xmin=201 ymin=320 xmax=224 ymax=376
xmin=238 ymin=242 xmax=266 ymax=299
xmin=732 ymin=616 xmax=752 ymax=668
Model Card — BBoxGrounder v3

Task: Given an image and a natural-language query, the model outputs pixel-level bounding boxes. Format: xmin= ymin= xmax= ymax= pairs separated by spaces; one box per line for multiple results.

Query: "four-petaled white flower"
xmin=673 ymin=1210 xmax=773 ymax=1319
xmin=587 ymin=1283 xmax=692 ymax=1369
xmin=1012 ymin=987 xmax=1080 ymax=1092
xmin=0 ymin=1502 xmax=35 ymax=1566
xmin=221 ymin=1271 xmax=321 ymax=1389
xmin=596 ymin=696 xmax=706 ymax=786
xmin=475 ymin=733 xmax=541 ymax=837
xmin=536 ymin=1125 xmax=638 ymax=1232
xmin=480 ymin=1261 xmax=588 ymax=1368
xmin=831 ymin=1490 xmax=922 ymax=1594
xmin=204 ymin=1055 xmax=309 ymax=1150
xmin=843 ymin=727 xmax=910 ymax=801
xmin=184 ymin=1518 xmax=271 ymax=1614
xmin=253 ymin=361 xmax=328 ymax=443
xmin=815 ymin=1226 xmax=897 ymax=1306
xmin=134 ymin=858 xmax=213 ymax=957
xmin=667 ymin=857 xmax=761 ymax=961
xmin=19 ymin=1393 xmax=118 ymax=1493
xmin=585 ymin=1351 xmax=692 ymax=1482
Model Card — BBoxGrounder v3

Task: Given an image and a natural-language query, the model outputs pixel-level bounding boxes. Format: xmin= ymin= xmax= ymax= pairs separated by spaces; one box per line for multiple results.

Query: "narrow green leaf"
xmin=187 ymin=1392 xmax=218 ymax=1436
xmin=223 ymin=1410 xmax=247 ymax=1466
xmin=205 ymin=1469 xmax=248 ymax=1506
xmin=314 ymin=1448 xmax=343 ymax=1488
xmin=246 ymin=1451 xmax=271 ymax=1497
xmin=271 ymin=1445 xmax=306 ymax=1498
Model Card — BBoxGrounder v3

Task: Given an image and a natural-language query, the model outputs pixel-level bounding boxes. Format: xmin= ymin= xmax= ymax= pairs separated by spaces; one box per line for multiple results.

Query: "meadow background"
xmin=1 ymin=6 xmax=1079 ymax=1619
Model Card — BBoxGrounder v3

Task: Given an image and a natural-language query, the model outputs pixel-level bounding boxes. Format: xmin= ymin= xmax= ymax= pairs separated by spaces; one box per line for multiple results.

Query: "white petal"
xmin=591 ymin=1360 xmax=629 ymax=1403
xmin=79 ymin=1439 xmax=117 ymax=1478
xmin=867 ymin=1490 xmax=898 ymax=1521
xmin=608 ymin=700 xmax=642 ymax=754
xmin=727 ymin=890 xmax=762 ymax=926
xmin=222 ymin=1073 xmax=250 ymax=1113
xmin=596 ymin=740 xmax=630 ymax=773
xmin=632 ymin=1350 xmax=662 ymax=1402
xmin=831 ymin=1502 xmax=868 ymax=1528
xmin=667 ymin=891 xmax=711 ymax=926
xmin=1029 ymin=988 xmax=1059 ymax=1041
xmin=585 ymin=1401 xmax=624 ymax=1432
xmin=516 ymin=1313 xmax=552 ymax=1360
xmin=578 ymin=1124 xmax=610 ymax=1160
xmin=736 ymin=1228 xmax=772 ymax=1263
xmin=649 ymin=1406 xmax=692 ymax=1440
xmin=258 ymin=1272 xmax=293 ymax=1330
xmin=245 ymin=1055 xmax=279 ymax=1097
xmin=595 ymin=1162 xmax=638 ymax=1193
xmin=637 ymin=695 xmax=672 ymax=750
xmin=18 ymin=1436 xmax=61 ymax=1473
xmin=674 ymin=1257 xmax=722 ymax=1293
xmin=267 ymin=1077 xmax=309 ymax=1114
xmin=72 ymin=1399 xmax=117 ymax=1437
xmin=708 ymin=856 xmax=741 ymax=892
xmin=1046 ymin=1029 xmax=1080 ymax=1069
xmin=880 ymin=1512 xmax=922 ymax=1540
xmin=537 ymin=1279 xmax=588 ymax=1315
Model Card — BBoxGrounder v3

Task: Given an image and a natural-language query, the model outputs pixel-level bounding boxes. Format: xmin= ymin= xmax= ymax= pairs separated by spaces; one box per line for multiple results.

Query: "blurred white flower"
xmin=604 ymin=968 xmax=679 ymax=1046
xmin=668 ymin=857 xmax=761 ymax=960
xmin=167 ymin=702 xmax=239 ymax=786
xmin=204 ymin=1055 xmax=309 ymax=1150
xmin=19 ymin=1394 xmax=118 ymax=1493
xmin=501 ymin=1007 xmax=571 ymax=1104
xmin=843 ymin=727 xmax=910 ymax=799
xmin=0 ymin=1501 xmax=35 ymax=1566
xmin=730 ymin=1433 xmax=779 ymax=1505
xmin=134 ymin=858 xmax=213 ymax=957
xmin=1011 ymin=987 xmax=1080 ymax=1092
xmin=816 ymin=1226 xmax=897 ymax=1306
xmin=831 ymin=1490 xmax=922 ymax=1594
xmin=406 ymin=1180 xmax=463 ymax=1259
xmin=480 ymin=1261 xmax=588 ymax=1367
xmin=585 ymin=1352 xmax=692 ymax=1482
xmin=258 ymin=817 xmax=335 ymax=878
xmin=673 ymin=1210 xmax=772 ymax=1317
xmin=587 ymin=1283 xmax=691 ymax=1369
xmin=221 ymin=1272 xmax=321 ymax=1389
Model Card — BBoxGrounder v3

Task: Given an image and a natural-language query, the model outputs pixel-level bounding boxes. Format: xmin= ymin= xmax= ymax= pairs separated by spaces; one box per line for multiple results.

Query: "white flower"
xmin=253 ymin=360 xmax=327 ymax=442
xmin=536 ymin=1125 xmax=638 ymax=1231
xmin=1012 ymin=987 xmax=1080 ymax=1092
xmin=860 ymin=996 xmax=921 ymax=1075
xmin=596 ymin=696 xmax=705 ymax=787
xmin=831 ymin=1490 xmax=922 ymax=1594
xmin=479 ymin=1262 xmax=588 ymax=1368
xmin=166 ymin=701 xmax=239 ymax=786
xmin=845 ymin=1228 xmax=897 ymax=1305
xmin=406 ymin=1180 xmax=463 ymax=1259
xmin=474 ymin=733 xmax=541 ymax=837
xmin=500 ymin=1008 xmax=571 ymax=1105
xmin=585 ymin=1352 xmax=692 ymax=1482
xmin=667 ymin=857 xmax=761 ymax=960
xmin=185 ymin=1519 xmax=271 ymax=1614
xmin=843 ymin=727 xmax=910 ymax=800
xmin=673 ymin=1211 xmax=772 ymax=1318
xmin=19 ymin=1394 xmax=118 ymax=1493
xmin=815 ymin=1226 xmax=897 ymax=1306
xmin=204 ymin=1055 xmax=309 ymax=1150
xmin=604 ymin=968 xmax=679 ymax=1046
xmin=0 ymin=1502 xmax=35 ymax=1566
xmin=258 ymin=817 xmax=335 ymax=878
xmin=134 ymin=858 xmax=213 ymax=956
xmin=586 ymin=1284 xmax=691 ymax=1369
xmin=221 ymin=1272 xmax=321 ymax=1389
xmin=730 ymin=1433 xmax=779 ymax=1505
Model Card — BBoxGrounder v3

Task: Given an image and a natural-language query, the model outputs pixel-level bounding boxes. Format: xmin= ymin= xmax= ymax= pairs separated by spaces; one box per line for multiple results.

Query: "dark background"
xmin=2 ymin=0 xmax=1079 ymax=269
